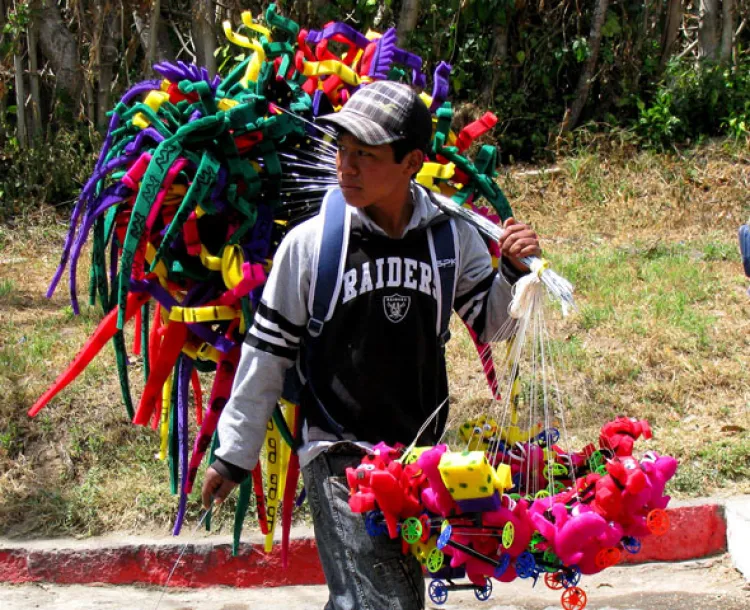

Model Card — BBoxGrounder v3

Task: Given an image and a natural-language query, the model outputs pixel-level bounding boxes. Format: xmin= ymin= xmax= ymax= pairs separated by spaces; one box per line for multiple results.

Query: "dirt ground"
xmin=1 ymin=555 xmax=748 ymax=610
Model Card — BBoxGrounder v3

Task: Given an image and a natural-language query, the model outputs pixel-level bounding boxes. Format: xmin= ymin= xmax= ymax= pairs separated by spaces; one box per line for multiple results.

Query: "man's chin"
xmin=340 ymin=187 xmax=368 ymax=207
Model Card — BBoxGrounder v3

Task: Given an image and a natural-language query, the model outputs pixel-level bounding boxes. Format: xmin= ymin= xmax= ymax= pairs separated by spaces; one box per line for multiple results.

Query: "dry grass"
xmin=1 ymin=139 xmax=748 ymax=538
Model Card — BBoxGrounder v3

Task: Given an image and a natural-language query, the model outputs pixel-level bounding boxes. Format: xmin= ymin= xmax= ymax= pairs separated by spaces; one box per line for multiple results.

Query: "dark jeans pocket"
xmin=372 ymin=556 xmax=424 ymax=610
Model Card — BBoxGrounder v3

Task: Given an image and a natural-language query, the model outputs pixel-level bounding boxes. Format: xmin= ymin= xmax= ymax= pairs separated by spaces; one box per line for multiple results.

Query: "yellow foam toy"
xmin=438 ymin=450 xmax=512 ymax=501
xmin=458 ymin=415 xmax=498 ymax=451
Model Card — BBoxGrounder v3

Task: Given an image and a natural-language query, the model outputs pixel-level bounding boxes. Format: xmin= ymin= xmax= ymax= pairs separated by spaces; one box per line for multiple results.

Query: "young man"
xmin=201 ymin=81 xmax=541 ymax=609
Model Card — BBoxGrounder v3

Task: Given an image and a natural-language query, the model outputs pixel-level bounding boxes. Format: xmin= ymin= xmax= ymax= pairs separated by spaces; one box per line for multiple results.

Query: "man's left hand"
xmin=498 ymin=217 xmax=541 ymax=272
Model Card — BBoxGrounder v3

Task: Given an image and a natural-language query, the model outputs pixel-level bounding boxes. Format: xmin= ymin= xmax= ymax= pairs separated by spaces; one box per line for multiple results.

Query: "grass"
xmin=1 ymin=138 xmax=749 ymax=539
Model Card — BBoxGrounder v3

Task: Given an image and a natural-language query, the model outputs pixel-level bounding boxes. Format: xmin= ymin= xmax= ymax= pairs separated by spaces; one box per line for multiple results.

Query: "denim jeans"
xmin=301 ymin=443 xmax=426 ymax=610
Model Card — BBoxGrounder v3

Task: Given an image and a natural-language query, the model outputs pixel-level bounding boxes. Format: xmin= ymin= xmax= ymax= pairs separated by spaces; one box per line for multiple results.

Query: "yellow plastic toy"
xmin=458 ymin=414 xmax=498 ymax=451
xmin=438 ymin=450 xmax=512 ymax=503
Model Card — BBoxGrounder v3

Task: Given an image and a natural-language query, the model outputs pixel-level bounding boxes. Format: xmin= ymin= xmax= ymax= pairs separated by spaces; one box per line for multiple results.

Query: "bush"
xmin=636 ymin=55 xmax=750 ymax=148
xmin=0 ymin=123 xmax=98 ymax=222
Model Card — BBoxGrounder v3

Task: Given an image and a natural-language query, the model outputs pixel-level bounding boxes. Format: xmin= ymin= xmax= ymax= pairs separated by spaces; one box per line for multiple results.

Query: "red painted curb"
xmin=0 ymin=505 xmax=728 ymax=588
xmin=0 ymin=539 xmax=325 ymax=588
xmin=621 ymin=504 xmax=727 ymax=564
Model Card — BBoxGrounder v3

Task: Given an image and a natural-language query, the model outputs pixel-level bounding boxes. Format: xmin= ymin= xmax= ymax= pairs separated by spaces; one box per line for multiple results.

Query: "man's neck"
xmin=364 ymin=185 xmax=414 ymax=238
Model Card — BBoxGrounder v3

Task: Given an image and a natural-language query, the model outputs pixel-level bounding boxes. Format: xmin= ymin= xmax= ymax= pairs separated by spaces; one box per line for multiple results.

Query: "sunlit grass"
xmin=1 ymin=141 xmax=748 ymax=538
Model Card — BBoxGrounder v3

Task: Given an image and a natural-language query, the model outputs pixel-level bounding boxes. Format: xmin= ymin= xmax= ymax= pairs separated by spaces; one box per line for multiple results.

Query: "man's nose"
xmin=338 ymin=151 xmax=359 ymax=174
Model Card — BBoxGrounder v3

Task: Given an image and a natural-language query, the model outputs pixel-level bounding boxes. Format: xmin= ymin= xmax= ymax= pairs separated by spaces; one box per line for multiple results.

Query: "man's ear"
xmin=402 ymin=149 xmax=425 ymax=177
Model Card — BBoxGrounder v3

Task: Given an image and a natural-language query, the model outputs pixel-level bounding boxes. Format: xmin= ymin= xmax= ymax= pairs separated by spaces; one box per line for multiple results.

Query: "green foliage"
xmin=637 ymin=55 xmax=750 ymax=148
xmin=1 ymin=0 xmax=31 ymax=55
xmin=0 ymin=122 xmax=97 ymax=221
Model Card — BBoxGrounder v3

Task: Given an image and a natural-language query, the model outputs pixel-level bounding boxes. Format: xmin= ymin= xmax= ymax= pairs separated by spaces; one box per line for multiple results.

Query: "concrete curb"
xmin=0 ymin=501 xmax=739 ymax=589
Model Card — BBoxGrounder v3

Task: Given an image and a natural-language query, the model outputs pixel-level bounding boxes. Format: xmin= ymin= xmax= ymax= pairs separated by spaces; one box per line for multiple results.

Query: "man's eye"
xmin=358 ymin=150 xmax=372 ymax=157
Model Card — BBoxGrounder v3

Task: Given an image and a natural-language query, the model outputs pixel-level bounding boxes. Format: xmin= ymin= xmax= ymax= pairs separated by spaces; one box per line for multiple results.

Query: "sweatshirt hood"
xmin=350 ymin=182 xmax=448 ymax=238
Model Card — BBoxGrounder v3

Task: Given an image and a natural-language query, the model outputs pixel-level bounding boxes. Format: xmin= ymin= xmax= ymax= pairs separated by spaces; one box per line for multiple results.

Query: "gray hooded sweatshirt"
xmin=214 ymin=184 xmax=521 ymax=477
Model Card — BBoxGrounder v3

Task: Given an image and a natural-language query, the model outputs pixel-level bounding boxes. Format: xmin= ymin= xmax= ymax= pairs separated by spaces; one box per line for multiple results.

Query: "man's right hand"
xmin=201 ymin=466 xmax=239 ymax=509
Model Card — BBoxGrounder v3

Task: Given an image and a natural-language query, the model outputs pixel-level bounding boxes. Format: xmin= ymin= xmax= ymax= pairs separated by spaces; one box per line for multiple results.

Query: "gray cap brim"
xmin=317 ymin=108 xmax=402 ymax=146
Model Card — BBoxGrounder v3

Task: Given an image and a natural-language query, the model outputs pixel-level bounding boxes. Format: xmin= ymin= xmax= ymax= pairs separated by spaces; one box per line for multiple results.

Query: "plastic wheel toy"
xmin=428 ymin=579 xmax=448 ymax=605
xmin=562 ymin=566 xmax=582 ymax=588
xmin=474 ymin=577 xmax=493 ymax=601
xmin=561 ymin=586 xmax=588 ymax=610
xmin=647 ymin=509 xmax=671 ymax=536
xmin=502 ymin=521 xmax=515 ymax=548
xmin=494 ymin=553 xmax=511 ymax=578
xmin=426 ymin=547 xmax=445 ymax=574
xmin=437 ymin=523 xmax=453 ymax=550
xmin=401 ymin=517 xmax=423 ymax=544
xmin=622 ymin=536 xmax=642 ymax=554
xmin=543 ymin=463 xmax=569 ymax=479
xmin=545 ymin=571 xmax=565 ymax=590
xmin=364 ymin=511 xmax=386 ymax=537
xmin=515 ymin=551 xmax=536 ymax=578
xmin=594 ymin=547 xmax=622 ymax=569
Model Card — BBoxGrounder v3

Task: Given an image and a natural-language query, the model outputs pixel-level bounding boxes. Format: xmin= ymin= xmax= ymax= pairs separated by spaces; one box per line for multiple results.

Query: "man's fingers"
xmin=505 ymin=236 xmax=541 ymax=258
xmin=213 ymin=479 xmax=237 ymax=505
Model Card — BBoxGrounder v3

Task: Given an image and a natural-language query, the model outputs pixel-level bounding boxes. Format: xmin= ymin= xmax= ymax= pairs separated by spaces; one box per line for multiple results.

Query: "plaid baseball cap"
xmin=318 ymin=81 xmax=433 ymax=152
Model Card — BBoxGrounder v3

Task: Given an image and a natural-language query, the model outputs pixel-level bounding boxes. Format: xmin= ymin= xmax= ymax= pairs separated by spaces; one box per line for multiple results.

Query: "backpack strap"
xmin=306 ymin=187 xmax=351 ymax=338
xmin=428 ymin=214 xmax=459 ymax=347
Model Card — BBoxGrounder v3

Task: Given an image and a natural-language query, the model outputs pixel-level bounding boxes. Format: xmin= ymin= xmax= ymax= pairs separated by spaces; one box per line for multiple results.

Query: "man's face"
xmin=335 ymin=133 xmax=421 ymax=209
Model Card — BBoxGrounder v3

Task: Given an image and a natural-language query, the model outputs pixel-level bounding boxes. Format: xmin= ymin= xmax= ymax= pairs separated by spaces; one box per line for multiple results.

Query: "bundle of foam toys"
xmin=346 ymin=416 xmax=677 ymax=609
xmin=28 ymin=4 xmax=517 ymax=563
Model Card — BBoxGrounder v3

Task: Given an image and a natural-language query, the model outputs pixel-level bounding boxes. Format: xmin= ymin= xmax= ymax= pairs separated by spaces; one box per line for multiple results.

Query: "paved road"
xmin=2 ymin=556 xmax=748 ymax=610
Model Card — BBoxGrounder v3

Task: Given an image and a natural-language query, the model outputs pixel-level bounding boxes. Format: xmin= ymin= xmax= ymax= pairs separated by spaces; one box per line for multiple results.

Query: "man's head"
xmin=318 ymin=81 xmax=433 ymax=209
xmin=319 ymin=81 xmax=433 ymax=155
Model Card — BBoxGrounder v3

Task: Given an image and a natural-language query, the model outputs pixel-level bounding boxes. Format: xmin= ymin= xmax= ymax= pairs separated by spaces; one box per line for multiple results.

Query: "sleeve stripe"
xmin=245 ymin=334 xmax=298 ymax=360
xmin=254 ymin=312 xmax=301 ymax=345
xmin=457 ymin=291 xmax=489 ymax=325
xmin=249 ymin=325 xmax=295 ymax=349
xmin=454 ymin=270 xmax=495 ymax=312
xmin=256 ymin=301 xmax=305 ymax=335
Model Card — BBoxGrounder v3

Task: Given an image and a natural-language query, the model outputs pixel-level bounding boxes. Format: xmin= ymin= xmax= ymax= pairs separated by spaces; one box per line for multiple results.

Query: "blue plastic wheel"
xmin=428 ymin=579 xmax=448 ymax=605
xmin=622 ymin=536 xmax=642 ymax=554
xmin=474 ymin=577 xmax=493 ymax=601
xmin=364 ymin=511 xmax=386 ymax=537
xmin=562 ymin=565 xmax=582 ymax=588
xmin=437 ymin=524 xmax=453 ymax=550
xmin=494 ymin=553 xmax=511 ymax=578
xmin=515 ymin=551 xmax=537 ymax=579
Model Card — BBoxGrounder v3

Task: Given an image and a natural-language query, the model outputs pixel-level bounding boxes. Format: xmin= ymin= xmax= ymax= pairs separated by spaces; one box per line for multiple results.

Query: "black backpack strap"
xmin=428 ymin=215 xmax=459 ymax=347
xmin=306 ymin=187 xmax=351 ymax=337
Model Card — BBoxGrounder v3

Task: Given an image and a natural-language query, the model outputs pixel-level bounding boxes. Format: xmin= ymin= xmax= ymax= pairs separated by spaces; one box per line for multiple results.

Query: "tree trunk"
xmin=720 ymin=0 xmax=735 ymax=63
xmin=132 ymin=8 xmax=175 ymax=66
xmin=698 ymin=0 xmax=720 ymax=61
xmin=561 ymin=0 xmax=609 ymax=133
xmin=310 ymin=0 xmax=329 ymax=26
xmin=27 ymin=6 xmax=43 ymax=142
xmin=199 ymin=0 xmax=217 ymax=77
xmin=37 ymin=0 xmax=82 ymax=113
xmin=0 ymin=0 xmax=7 ymax=121
xmin=660 ymin=0 xmax=683 ymax=69
xmin=147 ymin=0 xmax=161 ymax=73
xmin=13 ymin=52 xmax=27 ymax=149
xmin=481 ymin=23 xmax=509 ymax=106
xmin=96 ymin=2 xmax=121 ymax=131
xmin=397 ymin=0 xmax=420 ymax=46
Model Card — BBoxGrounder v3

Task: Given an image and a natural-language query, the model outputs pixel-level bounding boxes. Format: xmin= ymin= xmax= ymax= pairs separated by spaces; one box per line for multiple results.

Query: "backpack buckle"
xmin=307 ymin=317 xmax=324 ymax=337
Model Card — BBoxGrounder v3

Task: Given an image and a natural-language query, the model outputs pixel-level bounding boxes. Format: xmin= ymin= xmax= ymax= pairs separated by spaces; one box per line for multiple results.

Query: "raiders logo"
xmin=383 ymin=294 xmax=411 ymax=323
